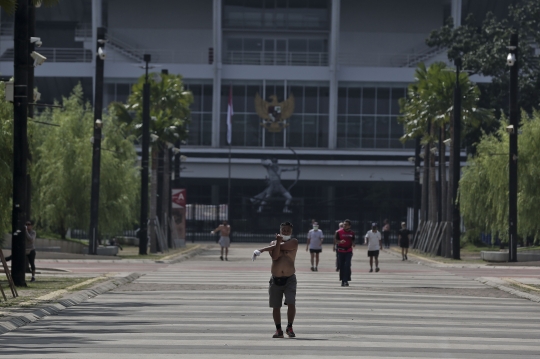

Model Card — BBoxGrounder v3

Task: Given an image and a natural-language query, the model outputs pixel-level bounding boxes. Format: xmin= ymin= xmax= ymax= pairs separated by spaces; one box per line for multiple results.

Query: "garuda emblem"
xmin=255 ymin=93 xmax=295 ymax=133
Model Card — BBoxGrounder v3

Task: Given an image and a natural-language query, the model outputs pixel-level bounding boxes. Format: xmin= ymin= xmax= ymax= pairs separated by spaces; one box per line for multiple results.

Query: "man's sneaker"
xmin=30 ymin=277 xmax=35 ymax=282
xmin=220 ymin=256 xmax=223 ymax=261
xmin=344 ymin=281 xmax=349 ymax=286
xmin=311 ymin=267 xmax=314 ymax=271
xmin=376 ymin=267 xmax=380 ymax=272
xmin=405 ymin=255 xmax=408 ymax=260
xmin=286 ymin=326 xmax=296 ymax=338
xmin=314 ymin=267 xmax=318 ymax=272
xmin=273 ymin=329 xmax=284 ymax=338
xmin=341 ymin=281 xmax=345 ymax=286
xmin=369 ymin=268 xmax=373 ymax=273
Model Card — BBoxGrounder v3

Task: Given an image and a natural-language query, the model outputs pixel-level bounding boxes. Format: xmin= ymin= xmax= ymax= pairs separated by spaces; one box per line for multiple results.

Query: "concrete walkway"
xmin=1 ymin=243 xmax=540 ymax=358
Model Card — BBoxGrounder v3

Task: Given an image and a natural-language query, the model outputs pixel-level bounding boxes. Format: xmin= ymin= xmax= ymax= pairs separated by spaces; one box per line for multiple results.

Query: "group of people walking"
xmin=250 ymin=219 xmax=413 ymax=339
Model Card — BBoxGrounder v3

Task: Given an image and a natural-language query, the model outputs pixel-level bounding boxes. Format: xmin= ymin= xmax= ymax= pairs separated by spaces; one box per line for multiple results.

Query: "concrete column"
xmin=328 ymin=0 xmax=341 ymax=149
xmin=212 ymin=0 xmax=223 ymax=148
xmin=451 ymin=0 xmax=462 ymax=27
xmin=327 ymin=185 xmax=336 ymax=223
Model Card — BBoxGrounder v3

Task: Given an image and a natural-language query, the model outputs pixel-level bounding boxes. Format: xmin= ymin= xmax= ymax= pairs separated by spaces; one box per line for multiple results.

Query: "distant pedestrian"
xmin=382 ymin=219 xmax=391 ymax=249
xmin=211 ymin=221 xmax=231 ymax=261
xmin=306 ymin=222 xmax=323 ymax=271
xmin=365 ymin=223 xmax=382 ymax=273
xmin=333 ymin=222 xmax=344 ymax=271
xmin=5 ymin=220 xmax=37 ymax=282
xmin=335 ymin=219 xmax=355 ymax=286
xmin=398 ymin=222 xmax=411 ymax=260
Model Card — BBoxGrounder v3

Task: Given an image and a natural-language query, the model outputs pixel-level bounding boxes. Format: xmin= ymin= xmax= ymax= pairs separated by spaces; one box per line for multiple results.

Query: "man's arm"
xmin=378 ymin=234 xmax=382 ymax=248
xmin=210 ymin=225 xmax=221 ymax=234
xmin=306 ymin=235 xmax=311 ymax=251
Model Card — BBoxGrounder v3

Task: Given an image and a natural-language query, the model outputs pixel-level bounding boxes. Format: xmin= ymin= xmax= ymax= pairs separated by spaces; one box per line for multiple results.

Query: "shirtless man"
xmin=211 ymin=221 xmax=231 ymax=261
xmin=251 ymin=222 xmax=298 ymax=338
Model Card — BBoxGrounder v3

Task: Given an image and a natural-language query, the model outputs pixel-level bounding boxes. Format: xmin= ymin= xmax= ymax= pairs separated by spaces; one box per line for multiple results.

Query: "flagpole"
xmin=227 ymin=85 xmax=233 ymax=220
xmin=227 ymin=144 xmax=231 ymax=216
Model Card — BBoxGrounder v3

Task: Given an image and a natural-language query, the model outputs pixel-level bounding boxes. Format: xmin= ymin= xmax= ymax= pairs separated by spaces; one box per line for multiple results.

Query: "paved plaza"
xmin=2 ymin=243 xmax=540 ymax=358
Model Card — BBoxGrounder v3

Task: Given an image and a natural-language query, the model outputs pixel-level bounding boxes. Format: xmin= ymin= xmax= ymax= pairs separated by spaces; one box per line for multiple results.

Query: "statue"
xmin=251 ymin=158 xmax=298 ymax=213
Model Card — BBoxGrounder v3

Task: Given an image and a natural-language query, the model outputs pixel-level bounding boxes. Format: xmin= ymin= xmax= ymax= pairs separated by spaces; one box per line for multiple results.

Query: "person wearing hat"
xmin=306 ymin=222 xmax=323 ymax=271
xmin=365 ymin=223 xmax=382 ymax=272
xmin=398 ymin=222 xmax=411 ymax=260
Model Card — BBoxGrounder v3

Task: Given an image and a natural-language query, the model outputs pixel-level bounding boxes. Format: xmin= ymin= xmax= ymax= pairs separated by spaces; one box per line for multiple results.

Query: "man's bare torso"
xmin=269 ymin=239 xmax=297 ymax=277
xmin=217 ymin=225 xmax=231 ymax=237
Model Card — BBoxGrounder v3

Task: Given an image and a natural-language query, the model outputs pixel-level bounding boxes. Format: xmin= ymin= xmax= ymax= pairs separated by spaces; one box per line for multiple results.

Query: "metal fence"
xmin=224 ymin=51 xmax=329 ymax=66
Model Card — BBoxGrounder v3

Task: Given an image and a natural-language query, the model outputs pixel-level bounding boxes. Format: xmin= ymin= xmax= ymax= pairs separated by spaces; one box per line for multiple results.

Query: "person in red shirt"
xmin=334 ymin=219 xmax=355 ymax=286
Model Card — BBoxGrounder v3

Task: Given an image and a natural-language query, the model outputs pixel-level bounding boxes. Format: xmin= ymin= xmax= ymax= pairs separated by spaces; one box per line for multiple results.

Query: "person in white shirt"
xmin=365 ymin=223 xmax=382 ymax=273
xmin=306 ymin=222 xmax=323 ymax=271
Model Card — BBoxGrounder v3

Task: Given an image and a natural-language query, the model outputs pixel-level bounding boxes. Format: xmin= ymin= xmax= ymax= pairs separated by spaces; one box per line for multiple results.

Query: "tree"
xmin=426 ymin=0 xmax=540 ymax=116
xmin=460 ymin=110 xmax=540 ymax=245
xmin=0 ymin=0 xmax=59 ymax=14
xmin=32 ymin=85 xmax=139 ymax=239
xmin=0 ymin=82 xmax=14 ymax=246
xmin=399 ymin=62 xmax=492 ymax=253
xmin=112 ymin=73 xmax=192 ymax=252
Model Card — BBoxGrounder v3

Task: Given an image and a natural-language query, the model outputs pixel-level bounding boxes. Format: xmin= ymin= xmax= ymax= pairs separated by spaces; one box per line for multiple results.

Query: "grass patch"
xmin=116 ymin=244 xmax=198 ymax=260
xmin=0 ymin=275 xmax=107 ymax=309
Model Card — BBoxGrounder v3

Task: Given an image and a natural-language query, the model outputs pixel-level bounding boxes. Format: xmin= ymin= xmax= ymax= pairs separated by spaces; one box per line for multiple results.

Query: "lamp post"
xmin=89 ymin=27 xmax=106 ymax=255
xmin=412 ymin=137 xmax=421 ymax=233
xmin=507 ymin=33 xmax=519 ymax=263
xmin=139 ymin=54 xmax=151 ymax=255
xmin=11 ymin=0 xmax=30 ymax=287
xmin=452 ymin=57 xmax=462 ymax=260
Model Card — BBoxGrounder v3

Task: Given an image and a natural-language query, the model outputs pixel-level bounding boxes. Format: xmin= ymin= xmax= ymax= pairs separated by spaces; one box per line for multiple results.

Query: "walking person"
xmin=5 ymin=220 xmax=37 ymax=282
xmin=365 ymin=223 xmax=382 ymax=272
xmin=211 ymin=220 xmax=231 ymax=261
xmin=251 ymin=222 xmax=299 ymax=338
xmin=382 ymin=219 xmax=391 ymax=249
xmin=333 ymin=222 xmax=344 ymax=272
xmin=306 ymin=222 xmax=323 ymax=271
xmin=335 ymin=219 xmax=355 ymax=287
xmin=398 ymin=222 xmax=411 ymax=260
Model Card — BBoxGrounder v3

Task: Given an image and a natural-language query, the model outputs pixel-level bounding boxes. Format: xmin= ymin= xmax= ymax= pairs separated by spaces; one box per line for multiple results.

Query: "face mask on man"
xmin=313 ymin=226 xmax=319 ymax=230
xmin=281 ymin=235 xmax=291 ymax=241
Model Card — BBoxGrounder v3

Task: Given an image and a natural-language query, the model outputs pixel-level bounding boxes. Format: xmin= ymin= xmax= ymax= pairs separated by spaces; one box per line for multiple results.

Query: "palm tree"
xmin=399 ymin=62 xmax=493 ymax=253
xmin=112 ymin=73 xmax=193 ymax=253
xmin=0 ymin=0 xmax=59 ymax=13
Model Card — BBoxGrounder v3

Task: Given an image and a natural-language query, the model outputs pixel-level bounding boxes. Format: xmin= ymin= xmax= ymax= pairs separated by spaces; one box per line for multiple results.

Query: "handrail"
xmin=224 ymin=51 xmax=328 ymax=66
xmin=0 ymin=47 xmax=92 ymax=62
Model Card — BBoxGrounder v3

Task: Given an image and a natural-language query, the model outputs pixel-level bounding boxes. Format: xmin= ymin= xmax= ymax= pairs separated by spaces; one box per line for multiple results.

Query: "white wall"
xmin=340 ymin=0 xmax=445 ymax=61
xmin=107 ymin=0 xmax=213 ymax=60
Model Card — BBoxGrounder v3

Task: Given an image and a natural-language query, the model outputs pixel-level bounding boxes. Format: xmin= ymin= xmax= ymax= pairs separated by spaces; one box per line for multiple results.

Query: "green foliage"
xmin=426 ymin=0 xmax=540 ymax=114
xmin=399 ymin=62 xmax=493 ymax=143
xmin=111 ymin=73 xmax=193 ymax=144
xmin=32 ymin=84 xmax=139 ymax=238
xmin=460 ymin=110 xmax=540 ymax=245
xmin=0 ymin=82 xmax=13 ymax=246
xmin=0 ymin=0 xmax=60 ymax=14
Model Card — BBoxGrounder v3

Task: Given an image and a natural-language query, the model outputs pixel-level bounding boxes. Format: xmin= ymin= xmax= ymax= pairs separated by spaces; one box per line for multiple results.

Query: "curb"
xmin=155 ymin=244 xmax=211 ymax=264
xmin=0 ymin=272 xmax=142 ymax=335
xmin=475 ymin=277 xmax=540 ymax=303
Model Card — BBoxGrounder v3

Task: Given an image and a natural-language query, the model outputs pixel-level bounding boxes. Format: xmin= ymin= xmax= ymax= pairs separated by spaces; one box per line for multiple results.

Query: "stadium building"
xmin=0 ymin=0 xmax=504 ymax=234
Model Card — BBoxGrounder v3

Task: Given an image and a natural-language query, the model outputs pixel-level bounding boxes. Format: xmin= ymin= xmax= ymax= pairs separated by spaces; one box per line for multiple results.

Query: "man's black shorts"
xmin=309 ymin=249 xmax=322 ymax=254
xmin=367 ymin=250 xmax=379 ymax=257
xmin=400 ymin=242 xmax=409 ymax=249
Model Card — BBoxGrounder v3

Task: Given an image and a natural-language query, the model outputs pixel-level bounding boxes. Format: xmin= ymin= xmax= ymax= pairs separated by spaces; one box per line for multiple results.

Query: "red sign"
xmin=172 ymin=188 xmax=186 ymax=208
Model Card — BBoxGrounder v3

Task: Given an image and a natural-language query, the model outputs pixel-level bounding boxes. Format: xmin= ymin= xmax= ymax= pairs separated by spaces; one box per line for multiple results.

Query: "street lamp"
xmin=139 ymin=54 xmax=152 ymax=255
xmin=452 ymin=57 xmax=462 ymax=260
xmin=89 ymin=27 xmax=106 ymax=255
xmin=507 ymin=33 xmax=519 ymax=262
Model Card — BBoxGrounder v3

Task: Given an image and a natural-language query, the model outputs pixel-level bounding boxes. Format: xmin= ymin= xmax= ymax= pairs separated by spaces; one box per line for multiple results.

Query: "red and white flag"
xmin=227 ymin=85 xmax=233 ymax=145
